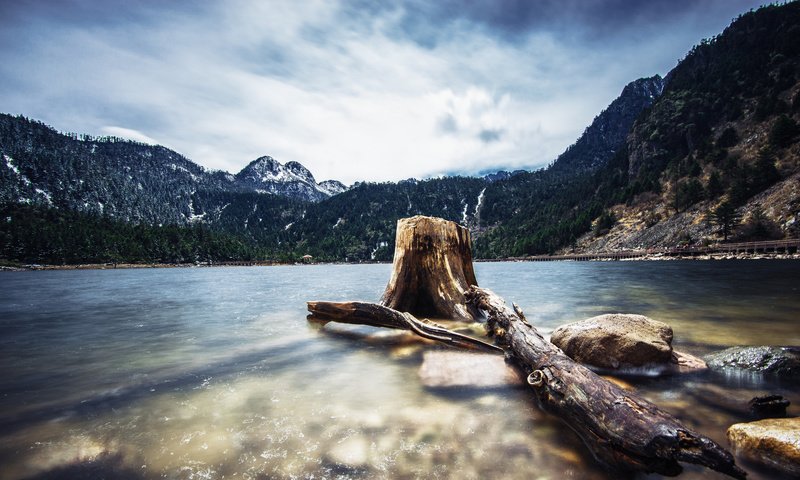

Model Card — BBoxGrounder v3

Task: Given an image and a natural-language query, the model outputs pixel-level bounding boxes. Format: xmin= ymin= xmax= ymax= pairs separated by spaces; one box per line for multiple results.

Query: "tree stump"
xmin=379 ymin=216 xmax=481 ymax=322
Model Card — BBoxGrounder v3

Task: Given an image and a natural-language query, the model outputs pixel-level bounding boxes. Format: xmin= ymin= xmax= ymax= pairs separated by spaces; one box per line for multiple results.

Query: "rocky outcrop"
xmin=727 ymin=417 xmax=800 ymax=476
xmin=550 ymin=314 xmax=674 ymax=369
xmin=704 ymin=346 xmax=800 ymax=378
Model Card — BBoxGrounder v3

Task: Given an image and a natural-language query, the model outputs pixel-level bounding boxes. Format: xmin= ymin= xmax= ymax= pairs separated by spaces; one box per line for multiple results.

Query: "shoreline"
xmin=486 ymin=252 xmax=800 ymax=262
xmin=2 ymin=251 xmax=799 ymax=271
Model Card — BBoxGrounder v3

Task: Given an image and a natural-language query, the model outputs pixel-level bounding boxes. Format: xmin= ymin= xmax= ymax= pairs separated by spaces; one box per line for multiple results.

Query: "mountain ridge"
xmin=0 ymin=114 xmax=348 ymax=225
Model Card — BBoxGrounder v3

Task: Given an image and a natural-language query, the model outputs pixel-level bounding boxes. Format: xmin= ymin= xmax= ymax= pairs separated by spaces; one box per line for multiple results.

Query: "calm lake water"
xmin=0 ymin=261 xmax=798 ymax=480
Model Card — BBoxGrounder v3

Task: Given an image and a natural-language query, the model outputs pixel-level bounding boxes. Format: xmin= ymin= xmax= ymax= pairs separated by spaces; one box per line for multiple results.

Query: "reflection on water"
xmin=0 ymin=261 xmax=798 ymax=479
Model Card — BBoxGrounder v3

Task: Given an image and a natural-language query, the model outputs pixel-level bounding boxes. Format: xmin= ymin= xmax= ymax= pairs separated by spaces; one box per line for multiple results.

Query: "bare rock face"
xmin=727 ymin=417 xmax=800 ymax=477
xmin=550 ymin=314 xmax=673 ymax=369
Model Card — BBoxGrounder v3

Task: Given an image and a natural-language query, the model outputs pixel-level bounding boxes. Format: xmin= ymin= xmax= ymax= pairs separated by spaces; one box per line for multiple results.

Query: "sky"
xmin=0 ymin=0 xmax=768 ymax=184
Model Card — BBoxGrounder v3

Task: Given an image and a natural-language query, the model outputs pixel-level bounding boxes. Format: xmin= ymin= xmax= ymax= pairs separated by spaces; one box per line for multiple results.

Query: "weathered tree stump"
xmin=379 ymin=215 xmax=480 ymax=322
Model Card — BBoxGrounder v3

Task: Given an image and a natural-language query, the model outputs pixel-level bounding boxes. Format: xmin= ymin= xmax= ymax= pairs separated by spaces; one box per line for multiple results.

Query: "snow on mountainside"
xmin=317 ymin=179 xmax=348 ymax=196
xmin=234 ymin=156 xmax=348 ymax=202
xmin=0 ymin=114 xmax=348 ymax=228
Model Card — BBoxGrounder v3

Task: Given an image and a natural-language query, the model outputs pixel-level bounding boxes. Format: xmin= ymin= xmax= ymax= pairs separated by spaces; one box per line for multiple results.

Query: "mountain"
xmin=285 ymin=176 xmax=488 ymax=261
xmin=572 ymin=1 xmax=800 ymax=252
xmin=0 ymin=114 xmax=346 ymax=227
xmin=469 ymin=76 xmax=667 ymax=256
xmin=234 ymin=156 xmax=346 ymax=202
xmin=549 ymin=75 xmax=665 ymax=174
xmin=317 ymin=180 xmax=348 ymax=196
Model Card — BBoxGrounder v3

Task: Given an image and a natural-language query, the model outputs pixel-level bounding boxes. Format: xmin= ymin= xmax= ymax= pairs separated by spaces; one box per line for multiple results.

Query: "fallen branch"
xmin=307 ymin=301 xmax=502 ymax=354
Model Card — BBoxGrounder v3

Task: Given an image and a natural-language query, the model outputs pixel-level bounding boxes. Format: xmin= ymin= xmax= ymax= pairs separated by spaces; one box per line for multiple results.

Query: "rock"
xmin=727 ymin=417 xmax=800 ymax=476
xmin=686 ymin=383 xmax=788 ymax=419
xmin=550 ymin=314 xmax=673 ymax=369
xmin=704 ymin=346 xmax=800 ymax=378
xmin=670 ymin=350 xmax=708 ymax=374
xmin=325 ymin=436 xmax=370 ymax=470
xmin=749 ymin=395 xmax=790 ymax=419
xmin=418 ymin=351 xmax=523 ymax=388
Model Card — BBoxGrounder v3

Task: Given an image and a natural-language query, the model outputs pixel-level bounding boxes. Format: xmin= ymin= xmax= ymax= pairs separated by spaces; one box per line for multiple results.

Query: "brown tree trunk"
xmin=380 ymin=215 xmax=480 ymax=322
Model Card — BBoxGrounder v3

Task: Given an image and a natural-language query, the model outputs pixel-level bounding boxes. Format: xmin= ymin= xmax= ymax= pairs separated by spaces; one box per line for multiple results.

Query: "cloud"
xmin=479 ymin=129 xmax=504 ymax=144
xmin=0 ymin=0 xmax=767 ymax=184
xmin=100 ymin=126 xmax=160 ymax=145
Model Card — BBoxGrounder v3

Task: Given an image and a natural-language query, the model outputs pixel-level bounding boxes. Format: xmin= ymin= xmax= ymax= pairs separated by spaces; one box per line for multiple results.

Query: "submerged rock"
xmin=671 ymin=350 xmax=708 ymax=374
xmin=418 ymin=351 xmax=522 ymax=388
xmin=727 ymin=417 xmax=800 ymax=476
xmin=704 ymin=346 xmax=800 ymax=378
xmin=325 ymin=436 xmax=371 ymax=470
xmin=550 ymin=314 xmax=673 ymax=369
xmin=749 ymin=395 xmax=790 ymax=419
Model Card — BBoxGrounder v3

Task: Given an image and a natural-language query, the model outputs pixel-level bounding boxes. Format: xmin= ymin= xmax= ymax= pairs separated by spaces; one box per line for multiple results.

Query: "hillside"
xmin=571 ymin=1 xmax=800 ymax=252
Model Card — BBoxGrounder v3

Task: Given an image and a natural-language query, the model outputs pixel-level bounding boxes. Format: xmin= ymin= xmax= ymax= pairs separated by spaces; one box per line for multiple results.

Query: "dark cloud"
xmin=478 ymin=129 xmax=504 ymax=143
xmin=438 ymin=114 xmax=459 ymax=134
xmin=339 ymin=0 xmax=764 ymax=47
xmin=0 ymin=0 xmax=198 ymax=26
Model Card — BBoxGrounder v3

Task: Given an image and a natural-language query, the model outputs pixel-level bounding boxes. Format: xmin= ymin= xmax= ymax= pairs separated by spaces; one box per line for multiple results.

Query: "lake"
xmin=0 ymin=261 xmax=798 ymax=479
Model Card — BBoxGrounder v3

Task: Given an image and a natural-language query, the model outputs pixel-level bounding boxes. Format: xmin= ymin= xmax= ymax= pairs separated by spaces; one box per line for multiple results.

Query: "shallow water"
xmin=0 ymin=261 xmax=798 ymax=479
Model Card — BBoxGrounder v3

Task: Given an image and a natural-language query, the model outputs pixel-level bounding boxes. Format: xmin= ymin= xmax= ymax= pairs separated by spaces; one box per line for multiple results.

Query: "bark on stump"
xmin=379 ymin=215 xmax=480 ymax=322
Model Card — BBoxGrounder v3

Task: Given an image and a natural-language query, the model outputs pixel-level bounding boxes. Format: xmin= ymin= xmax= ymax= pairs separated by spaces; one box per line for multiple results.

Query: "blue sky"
xmin=0 ymin=0 xmax=766 ymax=184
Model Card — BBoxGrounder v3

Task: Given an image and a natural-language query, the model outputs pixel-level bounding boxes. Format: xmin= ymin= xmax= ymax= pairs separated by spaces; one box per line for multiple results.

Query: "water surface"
xmin=0 ymin=261 xmax=798 ymax=479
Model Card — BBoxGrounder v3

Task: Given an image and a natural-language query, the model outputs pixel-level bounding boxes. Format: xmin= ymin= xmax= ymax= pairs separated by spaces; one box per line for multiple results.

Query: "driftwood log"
xmin=380 ymin=216 xmax=481 ymax=322
xmin=306 ymin=215 xmax=746 ymax=478
xmin=467 ymin=286 xmax=746 ymax=479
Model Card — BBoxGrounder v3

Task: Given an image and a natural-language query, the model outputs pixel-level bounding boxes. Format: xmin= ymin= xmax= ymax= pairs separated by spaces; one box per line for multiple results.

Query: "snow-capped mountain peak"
xmin=235 ymin=156 xmax=347 ymax=202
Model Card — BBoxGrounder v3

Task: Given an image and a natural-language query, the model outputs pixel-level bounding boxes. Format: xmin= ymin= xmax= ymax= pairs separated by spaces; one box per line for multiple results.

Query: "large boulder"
xmin=704 ymin=346 xmax=800 ymax=378
xmin=550 ymin=314 xmax=673 ymax=369
xmin=727 ymin=417 xmax=800 ymax=476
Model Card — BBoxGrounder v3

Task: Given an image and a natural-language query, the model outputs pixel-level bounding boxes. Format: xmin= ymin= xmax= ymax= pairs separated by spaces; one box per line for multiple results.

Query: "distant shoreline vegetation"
xmin=0 ymin=203 xmax=297 ymax=266
xmin=1 ymin=203 xmax=796 ymax=273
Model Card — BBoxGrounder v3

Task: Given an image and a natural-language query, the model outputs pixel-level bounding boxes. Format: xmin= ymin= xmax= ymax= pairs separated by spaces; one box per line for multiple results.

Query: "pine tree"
xmin=709 ymin=200 xmax=740 ymax=241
